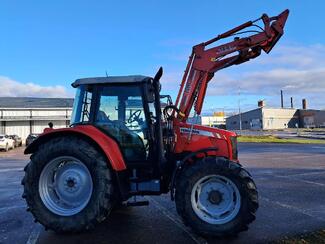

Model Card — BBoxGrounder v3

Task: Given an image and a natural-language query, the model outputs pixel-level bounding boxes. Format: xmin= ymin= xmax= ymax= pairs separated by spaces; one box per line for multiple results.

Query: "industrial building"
xmin=0 ymin=97 xmax=73 ymax=144
xmin=201 ymin=112 xmax=226 ymax=128
xmin=299 ymin=109 xmax=325 ymax=128
xmin=226 ymin=107 xmax=299 ymax=130
xmin=187 ymin=112 xmax=226 ymax=128
xmin=226 ymin=99 xmax=325 ymax=130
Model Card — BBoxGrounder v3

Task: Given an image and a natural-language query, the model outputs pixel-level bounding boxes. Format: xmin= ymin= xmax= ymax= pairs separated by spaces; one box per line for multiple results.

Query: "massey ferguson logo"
xmin=180 ymin=127 xmax=200 ymax=134
xmin=216 ymin=45 xmax=236 ymax=55
xmin=180 ymin=127 xmax=214 ymax=137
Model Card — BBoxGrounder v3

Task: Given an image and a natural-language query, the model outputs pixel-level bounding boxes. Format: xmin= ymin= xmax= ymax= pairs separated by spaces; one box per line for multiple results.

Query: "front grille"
xmin=230 ymin=136 xmax=238 ymax=160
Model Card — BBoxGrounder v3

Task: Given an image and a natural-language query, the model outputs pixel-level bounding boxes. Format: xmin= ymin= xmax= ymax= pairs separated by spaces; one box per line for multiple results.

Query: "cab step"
xmin=126 ymin=200 xmax=149 ymax=207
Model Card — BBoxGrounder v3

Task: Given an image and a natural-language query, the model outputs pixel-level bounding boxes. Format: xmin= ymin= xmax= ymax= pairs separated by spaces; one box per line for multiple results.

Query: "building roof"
xmin=0 ymin=97 xmax=74 ymax=108
xmin=72 ymin=75 xmax=151 ymax=87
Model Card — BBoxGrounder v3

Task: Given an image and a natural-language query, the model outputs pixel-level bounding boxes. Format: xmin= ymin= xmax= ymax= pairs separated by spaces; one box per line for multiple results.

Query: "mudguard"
xmin=24 ymin=125 xmax=126 ymax=171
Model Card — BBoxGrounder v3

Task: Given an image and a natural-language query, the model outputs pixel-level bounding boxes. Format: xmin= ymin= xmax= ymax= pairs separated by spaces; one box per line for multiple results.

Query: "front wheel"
xmin=175 ymin=157 xmax=258 ymax=237
xmin=22 ymin=136 xmax=114 ymax=233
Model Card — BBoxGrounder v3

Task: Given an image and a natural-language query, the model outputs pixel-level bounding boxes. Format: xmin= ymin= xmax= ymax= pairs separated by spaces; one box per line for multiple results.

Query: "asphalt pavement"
xmin=0 ymin=144 xmax=324 ymax=244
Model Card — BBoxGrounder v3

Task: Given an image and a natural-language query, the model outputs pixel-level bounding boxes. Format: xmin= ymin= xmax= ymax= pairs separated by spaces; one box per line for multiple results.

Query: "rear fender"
xmin=24 ymin=125 xmax=126 ymax=171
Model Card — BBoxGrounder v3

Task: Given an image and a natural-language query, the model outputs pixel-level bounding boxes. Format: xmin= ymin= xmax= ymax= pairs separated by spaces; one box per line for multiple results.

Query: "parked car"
xmin=0 ymin=134 xmax=15 ymax=151
xmin=9 ymin=135 xmax=23 ymax=147
xmin=26 ymin=133 xmax=40 ymax=146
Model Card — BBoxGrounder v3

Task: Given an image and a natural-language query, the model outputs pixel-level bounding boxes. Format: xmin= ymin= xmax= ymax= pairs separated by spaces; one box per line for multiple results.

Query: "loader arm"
xmin=174 ymin=9 xmax=289 ymax=121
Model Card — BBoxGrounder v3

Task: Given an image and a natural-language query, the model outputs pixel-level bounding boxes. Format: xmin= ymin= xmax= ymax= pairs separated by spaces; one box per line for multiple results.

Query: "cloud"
xmin=210 ymin=67 xmax=325 ymax=96
xmin=0 ymin=76 xmax=71 ymax=98
xmin=160 ymin=43 xmax=325 ymax=110
xmin=257 ymin=44 xmax=325 ymax=68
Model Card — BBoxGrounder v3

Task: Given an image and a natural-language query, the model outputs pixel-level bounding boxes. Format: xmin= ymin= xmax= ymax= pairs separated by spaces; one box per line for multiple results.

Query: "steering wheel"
xmin=128 ymin=109 xmax=142 ymax=124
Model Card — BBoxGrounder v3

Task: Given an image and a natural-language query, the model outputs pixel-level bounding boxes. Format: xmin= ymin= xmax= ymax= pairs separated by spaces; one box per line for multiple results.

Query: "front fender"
xmin=25 ymin=125 xmax=126 ymax=171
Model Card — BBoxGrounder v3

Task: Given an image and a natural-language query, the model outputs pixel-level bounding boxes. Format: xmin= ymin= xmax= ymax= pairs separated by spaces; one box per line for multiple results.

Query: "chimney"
xmin=258 ymin=100 xmax=265 ymax=107
xmin=290 ymin=97 xmax=293 ymax=109
xmin=302 ymin=99 xmax=307 ymax=110
xmin=281 ymin=90 xmax=284 ymax=108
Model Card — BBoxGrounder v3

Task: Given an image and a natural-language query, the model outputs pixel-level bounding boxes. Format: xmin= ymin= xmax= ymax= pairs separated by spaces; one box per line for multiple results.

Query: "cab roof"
xmin=72 ymin=75 xmax=152 ymax=88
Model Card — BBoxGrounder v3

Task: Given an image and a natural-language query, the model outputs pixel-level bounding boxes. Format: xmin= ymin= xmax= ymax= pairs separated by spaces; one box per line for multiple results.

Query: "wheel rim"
xmin=191 ymin=174 xmax=241 ymax=225
xmin=39 ymin=156 xmax=93 ymax=216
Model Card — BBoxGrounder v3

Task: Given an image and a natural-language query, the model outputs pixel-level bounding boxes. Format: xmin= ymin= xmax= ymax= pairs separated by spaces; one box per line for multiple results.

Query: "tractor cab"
xmin=70 ymin=75 xmax=165 ymax=170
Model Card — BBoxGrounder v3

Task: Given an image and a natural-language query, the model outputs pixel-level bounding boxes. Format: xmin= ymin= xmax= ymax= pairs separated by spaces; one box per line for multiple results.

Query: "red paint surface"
xmin=33 ymin=125 xmax=126 ymax=171
xmin=174 ymin=121 xmax=237 ymax=161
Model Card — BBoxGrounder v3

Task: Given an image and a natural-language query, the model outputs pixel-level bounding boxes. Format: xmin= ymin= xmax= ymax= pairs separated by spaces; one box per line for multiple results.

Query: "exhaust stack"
xmin=302 ymin=99 xmax=307 ymax=110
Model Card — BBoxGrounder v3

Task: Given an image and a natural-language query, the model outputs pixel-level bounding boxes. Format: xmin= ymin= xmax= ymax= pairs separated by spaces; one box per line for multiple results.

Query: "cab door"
xmin=94 ymin=84 xmax=151 ymax=164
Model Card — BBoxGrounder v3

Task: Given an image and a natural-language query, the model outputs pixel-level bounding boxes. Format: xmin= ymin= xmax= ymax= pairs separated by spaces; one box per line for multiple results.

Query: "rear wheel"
xmin=175 ymin=157 xmax=258 ymax=237
xmin=22 ymin=136 xmax=114 ymax=233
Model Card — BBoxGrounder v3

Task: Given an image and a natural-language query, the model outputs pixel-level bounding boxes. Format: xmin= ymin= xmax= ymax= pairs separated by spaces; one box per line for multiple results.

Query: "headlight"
xmin=230 ymin=136 xmax=238 ymax=160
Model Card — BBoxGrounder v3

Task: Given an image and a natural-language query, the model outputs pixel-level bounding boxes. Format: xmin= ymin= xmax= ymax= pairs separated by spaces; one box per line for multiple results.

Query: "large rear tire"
xmin=21 ymin=136 xmax=114 ymax=233
xmin=175 ymin=157 xmax=258 ymax=237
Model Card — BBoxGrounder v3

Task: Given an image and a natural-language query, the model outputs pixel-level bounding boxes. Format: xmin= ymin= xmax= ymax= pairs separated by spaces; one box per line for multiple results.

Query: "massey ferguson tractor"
xmin=22 ymin=10 xmax=289 ymax=237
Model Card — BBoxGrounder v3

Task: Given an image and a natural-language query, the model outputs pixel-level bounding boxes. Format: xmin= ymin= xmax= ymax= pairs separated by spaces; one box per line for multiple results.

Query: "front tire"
xmin=22 ymin=136 xmax=114 ymax=233
xmin=175 ymin=157 xmax=258 ymax=237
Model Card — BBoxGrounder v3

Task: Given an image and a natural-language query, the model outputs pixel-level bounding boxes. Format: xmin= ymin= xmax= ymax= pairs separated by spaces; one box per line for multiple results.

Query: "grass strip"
xmin=237 ymin=135 xmax=325 ymax=144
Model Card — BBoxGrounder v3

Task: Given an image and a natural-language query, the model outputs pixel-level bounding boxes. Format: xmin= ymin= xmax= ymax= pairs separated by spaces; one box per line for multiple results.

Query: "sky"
xmin=0 ymin=1 xmax=325 ymax=114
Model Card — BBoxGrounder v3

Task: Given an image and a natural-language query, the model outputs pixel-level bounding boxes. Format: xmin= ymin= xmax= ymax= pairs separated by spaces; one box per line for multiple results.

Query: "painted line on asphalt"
xmin=298 ymin=179 xmax=325 ymax=187
xmin=0 ymin=204 xmax=26 ymax=214
xmin=0 ymin=168 xmax=23 ymax=173
xmin=285 ymin=178 xmax=325 ymax=187
xmin=26 ymin=224 xmax=42 ymax=244
xmin=311 ymin=146 xmax=325 ymax=149
xmin=256 ymin=173 xmax=325 ymax=187
xmin=285 ymin=171 xmax=325 ymax=177
xmin=274 ymin=175 xmax=325 ymax=187
xmin=261 ymin=197 xmax=325 ymax=222
xmin=147 ymin=197 xmax=207 ymax=244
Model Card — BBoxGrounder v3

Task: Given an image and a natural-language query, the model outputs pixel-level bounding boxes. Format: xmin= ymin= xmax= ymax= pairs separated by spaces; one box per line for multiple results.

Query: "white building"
xmin=187 ymin=112 xmax=226 ymax=128
xmin=0 ymin=97 xmax=73 ymax=144
xmin=201 ymin=115 xmax=226 ymax=128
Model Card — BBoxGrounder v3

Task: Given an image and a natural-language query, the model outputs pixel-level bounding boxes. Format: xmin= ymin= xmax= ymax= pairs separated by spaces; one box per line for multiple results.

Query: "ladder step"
xmin=126 ymin=200 xmax=149 ymax=207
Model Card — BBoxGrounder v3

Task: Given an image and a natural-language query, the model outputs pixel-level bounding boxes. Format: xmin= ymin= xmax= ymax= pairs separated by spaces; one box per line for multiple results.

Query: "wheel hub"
xmin=39 ymin=156 xmax=93 ymax=216
xmin=191 ymin=174 xmax=241 ymax=225
xmin=208 ymin=190 xmax=223 ymax=205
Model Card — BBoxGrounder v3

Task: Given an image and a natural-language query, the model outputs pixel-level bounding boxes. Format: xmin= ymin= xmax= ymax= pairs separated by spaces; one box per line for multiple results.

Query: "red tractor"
xmin=22 ymin=10 xmax=289 ymax=237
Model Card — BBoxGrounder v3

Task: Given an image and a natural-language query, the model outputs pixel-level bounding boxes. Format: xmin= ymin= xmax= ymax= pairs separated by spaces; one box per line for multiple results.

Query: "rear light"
xmin=230 ymin=136 xmax=238 ymax=160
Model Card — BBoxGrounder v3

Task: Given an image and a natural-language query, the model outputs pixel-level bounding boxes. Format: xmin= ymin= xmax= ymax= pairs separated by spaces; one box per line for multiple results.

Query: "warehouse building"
xmin=226 ymin=107 xmax=299 ymax=130
xmin=0 ymin=97 xmax=73 ymax=144
xmin=187 ymin=112 xmax=226 ymax=129
xmin=299 ymin=109 xmax=325 ymax=128
xmin=201 ymin=112 xmax=226 ymax=128
xmin=226 ymin=101 xmax=325 ymax=130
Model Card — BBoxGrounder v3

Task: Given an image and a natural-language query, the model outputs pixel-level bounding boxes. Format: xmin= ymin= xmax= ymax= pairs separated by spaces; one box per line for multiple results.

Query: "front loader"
xmin=22 ymin=10 xmax=289 ymax=237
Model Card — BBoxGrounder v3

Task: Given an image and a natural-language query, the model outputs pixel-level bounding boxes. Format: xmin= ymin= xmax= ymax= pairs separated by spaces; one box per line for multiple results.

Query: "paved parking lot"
xmin=0 ymin=144 xmax=324 ymax=244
